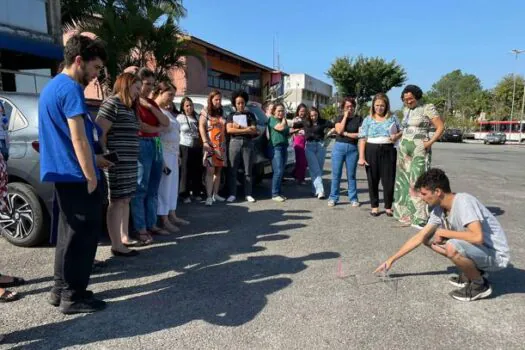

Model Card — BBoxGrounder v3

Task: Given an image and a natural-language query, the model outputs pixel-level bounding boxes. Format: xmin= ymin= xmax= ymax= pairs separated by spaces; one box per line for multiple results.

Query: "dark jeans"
xmin=53 ymin=182 xmax=102 ymax=300
xmin=270 ymin=144 xmax=288 ymax=197
xmin=179 ymin=144 xmax=205 ymax=198
xmin=365 ymin=143 xmax=396 ymax=209
xmin=228 ymin=138 xmax=254 ymax=197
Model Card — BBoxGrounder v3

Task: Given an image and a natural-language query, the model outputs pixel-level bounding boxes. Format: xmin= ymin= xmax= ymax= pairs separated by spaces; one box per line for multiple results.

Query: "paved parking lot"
xmin=1 ymin=142 xmax=524 ymax=349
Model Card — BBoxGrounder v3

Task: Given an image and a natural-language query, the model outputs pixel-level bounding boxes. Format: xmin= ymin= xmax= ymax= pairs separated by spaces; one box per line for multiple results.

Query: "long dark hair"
xmin=305 ymin=106 xmax=322 ymax=127
xmin=180 ymin=96 xmax=198 ymax=119
xmin=295 ymin=103 xmax=308 ymax=118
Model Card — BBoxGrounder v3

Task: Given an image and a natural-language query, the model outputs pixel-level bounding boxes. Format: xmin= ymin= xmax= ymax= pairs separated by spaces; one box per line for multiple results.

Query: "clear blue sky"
xmin=181 ymin=0 xmax=525 ymax=110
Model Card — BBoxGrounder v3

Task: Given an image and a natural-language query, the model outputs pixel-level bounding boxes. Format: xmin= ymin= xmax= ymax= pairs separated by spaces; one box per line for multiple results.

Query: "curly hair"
xmin=414 ymin=168 xmax=451 ymax=193
xmin=230 ymin=89 xmax=249 ymax=107
xmin=401 ymin=85 xmax=423 ymax=101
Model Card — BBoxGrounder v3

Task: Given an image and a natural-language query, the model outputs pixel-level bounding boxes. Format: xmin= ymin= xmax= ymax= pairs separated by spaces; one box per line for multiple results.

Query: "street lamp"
xmin=509 ymin=49 xmax=524 ymax=140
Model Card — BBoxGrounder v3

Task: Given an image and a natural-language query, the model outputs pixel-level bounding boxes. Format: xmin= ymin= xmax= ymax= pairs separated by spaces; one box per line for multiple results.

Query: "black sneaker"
xmin=449 ymin=278 xmax=492 ymax=301
xmin=449 ymin=271 xmax=488 ymax=288
xmin=59 ymin=296 xmax=106 ymax=315
xmin=48 ymin=290 xmax=95 ymax=307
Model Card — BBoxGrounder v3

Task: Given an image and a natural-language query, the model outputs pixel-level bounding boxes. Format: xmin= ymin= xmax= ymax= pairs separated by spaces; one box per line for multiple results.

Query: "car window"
xmin=247 ymin=105 xmax=268 ymax=126
xmin=1 ymin=98 xmax=28 ymax=131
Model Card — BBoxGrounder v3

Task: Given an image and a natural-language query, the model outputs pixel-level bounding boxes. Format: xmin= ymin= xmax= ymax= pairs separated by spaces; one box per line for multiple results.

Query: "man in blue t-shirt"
xmin=375 ymin=168 xmax=510 ymax=302
xmin=39 ymin=34 xmax=109 ymax=314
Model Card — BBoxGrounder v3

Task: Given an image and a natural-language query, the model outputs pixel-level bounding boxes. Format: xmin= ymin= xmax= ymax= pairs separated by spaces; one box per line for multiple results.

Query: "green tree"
xmin=326 ymin=55 xmax=406 ymax=108
xmin=320 ymin=104 xmax=338 ymax=121
xmin=492 ymin=74 xmax=525 ymax=120
xmin=61 ymin=0 xmax=186 ymax=28
xmin=426 ymin=69 xmax=484 ymax=118
xmin=68 ymin=0 xmax=202 ymax=94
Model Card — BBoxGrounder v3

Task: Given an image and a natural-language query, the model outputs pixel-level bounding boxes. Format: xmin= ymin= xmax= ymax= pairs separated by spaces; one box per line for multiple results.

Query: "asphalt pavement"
xmin=1 ymin=142 xmax=524 ymax=349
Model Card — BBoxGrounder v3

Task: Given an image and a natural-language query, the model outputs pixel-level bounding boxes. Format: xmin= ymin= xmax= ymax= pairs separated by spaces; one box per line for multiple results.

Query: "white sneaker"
xmin=351 ymin=201 xmax=360 ymax=207
xmin=246 ymin=196 xmax=256 ymax=203
xmin=411 ymin=224 xmax=425 ymax=230
xmin=226 ymin=195 xmax=236 ymax=203
xmin=317 ymin=193 xmax=326 ymax=200
xmin=213 ymin=194 xmax=226 ymax=202
xmin=183 ymin=197 xmax=191 ymax=204
xmin=205 ymin=197 xmax=213 ymax=206
xmin=272 ymin=195 xmax=286 ymax=202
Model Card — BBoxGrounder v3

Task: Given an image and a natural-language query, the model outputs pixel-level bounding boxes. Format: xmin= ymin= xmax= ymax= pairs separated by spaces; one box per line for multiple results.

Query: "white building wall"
xmin=283 ymin=73 xmax=333 ymax=112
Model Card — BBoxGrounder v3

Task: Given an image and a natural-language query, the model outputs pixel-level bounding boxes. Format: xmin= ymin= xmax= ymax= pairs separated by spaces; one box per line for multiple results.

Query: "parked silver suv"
xmin=0 ymin=92 xmax=52 ymax=246
xmin=0 ymin=92 xmax=105 ymax=247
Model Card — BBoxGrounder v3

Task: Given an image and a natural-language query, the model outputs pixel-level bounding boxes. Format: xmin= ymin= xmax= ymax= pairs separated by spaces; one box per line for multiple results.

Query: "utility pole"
xmin=509 ymin=49 xmax=524 ymax=140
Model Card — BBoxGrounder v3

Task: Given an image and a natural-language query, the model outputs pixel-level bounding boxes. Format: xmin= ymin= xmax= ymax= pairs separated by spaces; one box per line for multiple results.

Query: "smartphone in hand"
xmin=103 ymin=151 xmax=119 ymax=163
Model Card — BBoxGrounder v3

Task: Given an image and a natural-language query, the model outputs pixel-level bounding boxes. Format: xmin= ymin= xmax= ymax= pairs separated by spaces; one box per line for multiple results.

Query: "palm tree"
xmin=62 ymin=0 xmax=203 ymax=95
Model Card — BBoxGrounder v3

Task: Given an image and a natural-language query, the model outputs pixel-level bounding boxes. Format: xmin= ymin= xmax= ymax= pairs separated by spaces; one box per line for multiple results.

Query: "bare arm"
xmin=358 ymin=138 xmax=367 ymax=163
xmin=374 ymin=224 xmax=438 ymax=273
xmin=95 ymin=117 xmax=112 ymax=153
xmin=139 ymin=98 xmax=169 ymax=126
xmin=424 ymin=116 xmax=444 ymax=149
xmin=67 ymin=116 xmax=97 ymax=187
xmin=434 ymin=221 xmax=484 ymax=245
xmin=273 ymin=117 xmax=288 ymax=131
xmin=334 ymin=112 xmax=348 ymax=134
xmin=199 ymin=113 xmax=211 ymax=148
xmin=227 ymin=123 xmax=257 ymax=135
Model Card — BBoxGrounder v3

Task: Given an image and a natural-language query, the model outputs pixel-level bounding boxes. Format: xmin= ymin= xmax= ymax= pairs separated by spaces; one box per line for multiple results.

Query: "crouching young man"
xmin=375 ymin=168 xmax=510 ymax=301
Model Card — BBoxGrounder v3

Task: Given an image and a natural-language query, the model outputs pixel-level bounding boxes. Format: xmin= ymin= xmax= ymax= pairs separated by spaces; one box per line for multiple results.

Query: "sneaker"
xmin=48 ymin=290 xmax=95 ymax=307
xmin=327 ymin=200 xmax=336 ymax=207
xmin=351 ymin=201 xmax=360 ymax=207
xmin=226 ymin=195 xmax=236 ymax=203
xmin=449 ymin=278 xmax=493 ymax=301
xmin=59 ymin=297 xmax=107 ymax=314
xmin=195 ymin=196 xmax=203 ymax=201
xmin=449 ymin=271 xmax=488 ymax=288
xmin=205 ymin=197 xmax=213 ymax=206
xmin=317 ymin=193 xmax=326 ymax=200
xmin=246 ymin=196 xmax=256 ymax=203
xmin=272 ymin=195 xmax=286 ymax=202
xmin=183 ymin=197 xmax=191 ymax=204
xmin=213 ymin=194 xmax=226 ymax=202
xmin=411 ymin=224 xmax=425 ymax=230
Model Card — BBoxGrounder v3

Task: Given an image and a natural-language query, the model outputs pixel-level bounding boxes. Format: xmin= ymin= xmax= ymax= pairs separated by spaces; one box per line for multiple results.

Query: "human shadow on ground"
xmin=5 ymin=201 xmax=339 ymax=349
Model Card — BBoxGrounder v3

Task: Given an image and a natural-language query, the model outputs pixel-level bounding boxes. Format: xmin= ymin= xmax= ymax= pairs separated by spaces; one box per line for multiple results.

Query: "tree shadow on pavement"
xmin=4 ymin=203 xmax=340 ymax=349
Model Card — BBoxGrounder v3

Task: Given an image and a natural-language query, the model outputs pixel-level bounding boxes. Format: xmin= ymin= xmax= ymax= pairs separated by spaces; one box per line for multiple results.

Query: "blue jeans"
xmin=131 ymin=138 xmax=163 ymax=231
xmin=270 ymin=144 xmax=288 ymax=197
xmin=305 ymin=141 xmax=326 ymax=195
xmin=329 ymin=141 xmax=358 ymax=203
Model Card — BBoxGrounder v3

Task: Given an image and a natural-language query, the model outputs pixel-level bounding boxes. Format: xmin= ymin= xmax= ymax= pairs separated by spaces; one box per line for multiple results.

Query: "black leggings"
xmin=179 ymin=144 xmax=205 ymax=198
xmin=365 ymin=143 xmax=396 ymax=209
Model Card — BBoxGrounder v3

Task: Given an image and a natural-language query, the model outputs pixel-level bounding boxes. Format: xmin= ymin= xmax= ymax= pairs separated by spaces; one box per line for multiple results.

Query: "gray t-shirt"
xmin=176 ymin=113 xmax=200 ymax=147
xmin=428 ymin=193 xmax=510 ymax=267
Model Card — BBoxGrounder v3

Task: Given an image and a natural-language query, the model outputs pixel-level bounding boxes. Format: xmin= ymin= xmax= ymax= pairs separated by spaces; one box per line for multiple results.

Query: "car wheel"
xmin=1 ymin=183 xmax=48 ymax=247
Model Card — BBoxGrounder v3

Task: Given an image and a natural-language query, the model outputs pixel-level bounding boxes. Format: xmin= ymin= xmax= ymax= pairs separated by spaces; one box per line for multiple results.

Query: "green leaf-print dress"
xmin=393 ymin=103 xmax=439 ymax=226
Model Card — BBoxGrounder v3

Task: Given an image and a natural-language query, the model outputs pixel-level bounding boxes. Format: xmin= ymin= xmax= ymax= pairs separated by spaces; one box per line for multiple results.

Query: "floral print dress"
xmin=393 ymin=103 xmax=439 ymax=226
